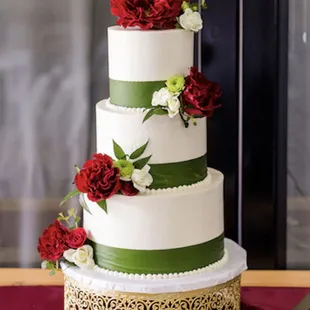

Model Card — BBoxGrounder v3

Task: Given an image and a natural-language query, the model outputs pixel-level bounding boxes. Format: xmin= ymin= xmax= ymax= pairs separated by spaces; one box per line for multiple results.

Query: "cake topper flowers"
xmin=110 ymin=0 xmax=206 ymax=32
xmin=60 ymin=140 xmax=153 ymax=213
xmin=144 ymin=67 xmax=222 ymax=127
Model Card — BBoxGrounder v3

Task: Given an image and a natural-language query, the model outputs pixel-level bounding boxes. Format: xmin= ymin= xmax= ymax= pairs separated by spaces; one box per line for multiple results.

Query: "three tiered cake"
xmin=38 ymin=1 xmax=247 ymax=309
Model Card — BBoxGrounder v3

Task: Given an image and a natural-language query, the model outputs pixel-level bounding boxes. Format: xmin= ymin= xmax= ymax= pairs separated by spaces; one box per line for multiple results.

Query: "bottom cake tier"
xmin=62 ymin=239 xmax=247 ymax=310
xmin=83 ymin=168 xmax=225 ymax=275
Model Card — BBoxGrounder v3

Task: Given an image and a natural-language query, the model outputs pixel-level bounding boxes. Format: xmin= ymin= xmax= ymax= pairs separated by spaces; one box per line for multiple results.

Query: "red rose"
xmin=182 ymin=67 xmax=222 ymax=118
xmin=111 ymin=0 xmax=182 ymax=30
xmin=120 ymin=181 xmax=139 ymax=196
xmin=37 ymin=220 xmax=69 ymax=261
xmin=75 ymin=153 xmax=121 ymax=202
xmin=66 ymin=227 xmax=87 ymax=249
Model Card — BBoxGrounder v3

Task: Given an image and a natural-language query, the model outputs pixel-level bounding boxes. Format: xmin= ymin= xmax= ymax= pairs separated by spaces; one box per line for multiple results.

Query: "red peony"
xmin=66 ymin=227 xmax=87 ymax=249
xmin=75 ymin=154 xmax=121 ymax=202
xmin=37 ymin=220 xmax=70 ymax=261
xmin=182 ymin=67 xmax=222 ymax=118
xmin=120 ymin=181 xmax=139 ymax=196
xmin=110 ymin=0 xmax=183 ymax=30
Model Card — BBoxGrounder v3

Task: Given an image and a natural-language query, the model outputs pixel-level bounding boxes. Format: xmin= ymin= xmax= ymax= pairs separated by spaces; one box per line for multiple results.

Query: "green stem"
xmin=179 ymin=96 xmax=189 ymax=128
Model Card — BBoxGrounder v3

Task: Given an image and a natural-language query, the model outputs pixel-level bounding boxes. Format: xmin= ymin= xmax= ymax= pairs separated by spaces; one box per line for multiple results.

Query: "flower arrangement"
xmin=110 ymin=0 xmax=207 ymax=32
xmin=144 ymin=67 xmax=222 ymax=127
xmin=38 ymin=209 xmax=95 ymax=275
xmin=61 ymin=140 xmax=153 ymax=213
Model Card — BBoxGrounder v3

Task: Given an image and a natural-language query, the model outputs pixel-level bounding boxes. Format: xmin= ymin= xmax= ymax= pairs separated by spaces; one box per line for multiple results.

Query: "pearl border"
xmin=93 ymin=249 xmax=228 ymax=280
xmin=104 ymin=99 xmax=149 ymax=113
xmin=143 ymin=174 xmax=212 ymax=195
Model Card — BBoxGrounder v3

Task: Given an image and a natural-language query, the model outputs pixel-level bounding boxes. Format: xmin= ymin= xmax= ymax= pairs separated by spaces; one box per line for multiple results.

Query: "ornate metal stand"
xmin=64 ymin=275 xmax=241 ymax=310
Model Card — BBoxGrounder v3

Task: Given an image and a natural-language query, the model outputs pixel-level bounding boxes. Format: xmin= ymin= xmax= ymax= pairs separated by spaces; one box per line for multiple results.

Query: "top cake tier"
xmin=108 ymin=26 xmax=194 ymax=108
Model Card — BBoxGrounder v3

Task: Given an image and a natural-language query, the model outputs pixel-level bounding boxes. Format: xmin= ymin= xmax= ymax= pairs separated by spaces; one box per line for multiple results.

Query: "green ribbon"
xmin=149 ymin=154 xmax=208 ymax=189
xmin=88 ymin=233 xmax=224 ymax=274
xmin=110 ymin=79 xmax=166 ymax=108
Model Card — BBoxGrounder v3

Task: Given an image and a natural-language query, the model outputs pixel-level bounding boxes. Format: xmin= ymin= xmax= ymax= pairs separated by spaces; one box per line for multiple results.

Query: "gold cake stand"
xmin=64 ymin=274 xmax=241 ymax=310
xmin=63 ymin=239 xmax=246 ymax=310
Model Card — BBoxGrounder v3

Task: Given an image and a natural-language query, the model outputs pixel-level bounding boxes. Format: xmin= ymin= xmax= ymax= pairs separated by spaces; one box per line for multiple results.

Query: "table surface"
xmin=0 ymin=269 xmax=309 ymax=287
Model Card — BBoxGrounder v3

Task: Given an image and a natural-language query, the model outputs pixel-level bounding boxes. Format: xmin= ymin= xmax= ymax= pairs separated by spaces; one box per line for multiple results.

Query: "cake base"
xmin=63 ymin=239 xmax=247 ymax=310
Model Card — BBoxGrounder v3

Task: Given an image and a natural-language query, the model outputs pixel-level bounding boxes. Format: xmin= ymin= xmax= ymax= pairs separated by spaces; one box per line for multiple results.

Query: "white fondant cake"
xmin=39 ymin=5 xmax=247 ymax=308
xmin=82 ymin=26 xmax=225 ymax=274
xmin=96 ymin=100 xmax=207 ymax=164
xmin=84 ymin=169 xmax=223 ymax=250
xmin=108 ymin=26 xmax=194 ymax=81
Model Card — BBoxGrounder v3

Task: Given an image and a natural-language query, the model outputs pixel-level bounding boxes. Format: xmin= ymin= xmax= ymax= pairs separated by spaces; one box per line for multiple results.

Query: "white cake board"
xmin=62 ymin=238 xmax=247 ymax=294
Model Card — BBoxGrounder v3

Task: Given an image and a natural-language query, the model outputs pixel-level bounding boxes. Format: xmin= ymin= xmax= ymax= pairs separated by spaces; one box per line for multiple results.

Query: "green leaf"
xmin=97 ymin=200 xmax=108 ymax=214
xmin=154 ymin=108 xmax=168 ymax=116
xmin=49 ymin=270 xmax=56 ymax=276
xmin=79 ymin=194 xmax=92 ymax=215
xmin=75 ymin=216 xmax=81 ymax=224
xmin=59 ymin=189 xmax=80 ymax=207
xmin=74 ymin=165 xmax=80 ymax=173
xmin=113 ymin=140 xmax=126 ymax=160
xmin=129 ymin=141 xmax=149 ymax=160
xmin=143 ymin=108 xmax=168 ymax=123
xmin=143 ymin=109 xmax=156 ymax=123
xmin=46 ymin=261 xmax=55 ymax=270
xmin=133 ymin=155 xmax=152 ymax=170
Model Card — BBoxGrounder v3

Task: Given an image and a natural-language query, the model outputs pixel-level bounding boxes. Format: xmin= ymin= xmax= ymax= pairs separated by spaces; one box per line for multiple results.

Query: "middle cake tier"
xmin=83 ymin=168 xmax=224 ymax=275
xmin=96 ymin=99 xmax=207 ymax=189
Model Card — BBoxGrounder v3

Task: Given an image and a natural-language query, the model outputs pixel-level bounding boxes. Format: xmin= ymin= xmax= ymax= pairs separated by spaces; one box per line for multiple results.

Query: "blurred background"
xmin=0 ymin=0 xmax=309 ymax=270
xmin=0 ymin=0 xmax=112 ymax=267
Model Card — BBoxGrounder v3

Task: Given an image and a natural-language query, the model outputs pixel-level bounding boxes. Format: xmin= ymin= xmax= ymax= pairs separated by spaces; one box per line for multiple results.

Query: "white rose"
xmin=179 ymin=8 xmax=203 ymax=32
xmin=131 ymin=165 xmax=153 ymax=193
xmin=64 ymin=245 xmax=95 ymax=269
xmin=167 ymin=96 xmax=181 ymax=118
xmin=152 ymin=88 xmax=173 ymax=107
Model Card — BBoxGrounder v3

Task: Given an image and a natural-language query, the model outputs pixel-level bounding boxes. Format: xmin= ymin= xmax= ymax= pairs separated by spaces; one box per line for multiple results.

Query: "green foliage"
xmin=113 ymin=140 xmax=126 ymax=160
xmin=59 ymin=189 xmax=80 ymax=207
xmin=97 ymin=200 xmax=108 ymax=214
xmin=129 ymin=140 xmax=149 ymax=160
xmin=143 ymin=108 xmax=168 ymax=123
xmin=133 ymin=155 xmax=152 ymax=170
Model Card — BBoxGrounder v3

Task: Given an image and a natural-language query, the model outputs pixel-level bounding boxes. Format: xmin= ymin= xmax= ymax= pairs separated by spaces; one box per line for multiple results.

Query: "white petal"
xmin=133 ymin=182 xmax=146 ymax=193
xmin=141 ymin=164 xmax=151 ymax=174
xmin=168 ymin=109 xmax=179 ymax=118
xmin=143 ymin=173 xmax=153 ymax=186
xmin=81 ymin=245 xmax=94 ymax=258
xmin=63 ymin=249 xmax=76 ymax=263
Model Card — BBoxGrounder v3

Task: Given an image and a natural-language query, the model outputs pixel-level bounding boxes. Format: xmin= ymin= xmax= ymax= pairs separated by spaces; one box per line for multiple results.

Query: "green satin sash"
xmin=149 ymin=154 xmax=208 ymax=189
xmin=88 ymin=233 xmax=224 ymax=274
xmin=110 ymin=79 xmax=166 ymax=108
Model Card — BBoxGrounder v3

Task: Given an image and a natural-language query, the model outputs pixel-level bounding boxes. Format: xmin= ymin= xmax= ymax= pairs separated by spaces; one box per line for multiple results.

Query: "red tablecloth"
xmin=1 ymin=286 xmax=310 ymax=309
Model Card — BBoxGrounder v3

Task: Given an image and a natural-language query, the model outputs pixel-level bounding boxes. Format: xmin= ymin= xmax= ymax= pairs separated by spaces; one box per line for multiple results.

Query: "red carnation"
xmin=75 ymin=153 xmax=121 ymax=202
xmin=182 ymin=67 xmax=222 ymax=118
xmin=66 ymin=227 xmax=87 ymax=249
xmin=37 ymin=220 xmax=70 ymax=262
xmin=120 ymin=181 xmax=139 ymax=196
xmin=110 ymin=0 xmax=183 ymax=30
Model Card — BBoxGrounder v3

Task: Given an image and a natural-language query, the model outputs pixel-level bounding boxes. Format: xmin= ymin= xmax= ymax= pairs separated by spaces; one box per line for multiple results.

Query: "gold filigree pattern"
xmin=64 ymin=275 xmax=241 ymax=310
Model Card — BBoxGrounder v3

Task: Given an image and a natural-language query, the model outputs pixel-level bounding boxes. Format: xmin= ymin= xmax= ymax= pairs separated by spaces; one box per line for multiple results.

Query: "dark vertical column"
xmin=242 ymin=0 xmax=287 ymax=268
xmin=201 ymin=1 xmax=240 ymax=242
xmin=275 ymin=0 xmax=288 ymax=269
